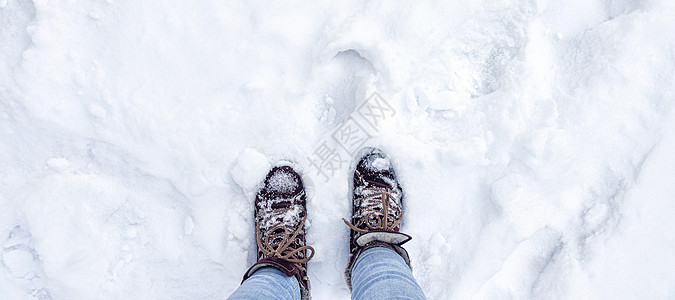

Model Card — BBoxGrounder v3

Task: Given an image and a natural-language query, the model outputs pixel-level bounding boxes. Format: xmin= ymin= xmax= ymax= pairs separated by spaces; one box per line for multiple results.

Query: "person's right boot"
xmin=343 ymin=148 xmax=412 ymax=290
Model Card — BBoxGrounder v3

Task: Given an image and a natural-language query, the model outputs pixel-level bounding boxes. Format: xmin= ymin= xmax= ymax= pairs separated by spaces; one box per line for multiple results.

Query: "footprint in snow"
xmin=2 ymin=225 xmax=52 ymax=299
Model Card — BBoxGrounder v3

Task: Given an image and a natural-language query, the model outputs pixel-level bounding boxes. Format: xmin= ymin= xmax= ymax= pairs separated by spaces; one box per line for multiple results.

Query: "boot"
xmin=343 ymin=148 xmax=412 ymax=290
xmin=242 ymin=165 xmax=314 ymax=299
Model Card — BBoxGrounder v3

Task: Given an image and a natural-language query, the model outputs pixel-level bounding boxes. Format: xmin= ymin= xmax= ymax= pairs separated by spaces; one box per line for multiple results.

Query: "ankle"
xmin=362 ymin=240 xmax=397 ymax=252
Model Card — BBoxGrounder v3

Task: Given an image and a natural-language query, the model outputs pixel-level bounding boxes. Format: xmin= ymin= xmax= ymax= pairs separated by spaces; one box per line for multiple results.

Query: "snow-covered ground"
xmin=2 ymin=0 xmax=675 ymax=299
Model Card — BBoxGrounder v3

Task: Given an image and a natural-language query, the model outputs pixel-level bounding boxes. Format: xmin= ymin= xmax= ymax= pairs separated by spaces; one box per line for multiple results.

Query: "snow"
xmin=266 ymin=170 xmax=299 ymax=194
xmin=368 ymin=157 xmax=390 ymax=172
xmin=230 ymin=147 xmax=271 ymax=199
xmin=3 ymin=248 xmax=34 ymax=277
xmin=1 ymin=0 xmax=675 ymax=299
xmin=257 ymin=196 xmax=304 ymax=232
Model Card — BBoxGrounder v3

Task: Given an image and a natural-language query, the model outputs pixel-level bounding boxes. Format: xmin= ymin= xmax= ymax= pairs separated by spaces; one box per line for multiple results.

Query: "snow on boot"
xmin=242 ymin=165 xmax=315 ymax=299
xmin=343 ymin=148 xmax=412 ymax=290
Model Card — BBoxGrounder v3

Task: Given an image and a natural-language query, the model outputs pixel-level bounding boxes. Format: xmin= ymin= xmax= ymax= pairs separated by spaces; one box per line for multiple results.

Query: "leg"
xmin=350 ymin=247 xmax=425 ymax=300
xmin=228 ymin=267 xmax=301 ymax=300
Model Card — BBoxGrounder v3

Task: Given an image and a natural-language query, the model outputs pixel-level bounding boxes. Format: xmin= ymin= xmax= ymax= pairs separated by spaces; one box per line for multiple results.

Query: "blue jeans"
xmin=228 ymin=247 xmax=425 ymax=300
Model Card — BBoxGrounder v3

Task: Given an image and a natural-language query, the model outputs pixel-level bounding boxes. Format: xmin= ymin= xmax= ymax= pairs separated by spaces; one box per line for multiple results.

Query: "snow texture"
xmin=257 ymin=203 xmax=302 ymax=234
xmin=267 ymin=170 xmax=299 ymax=194
xmin=1 ymin=0 xmax=675 ymax=299
xmin=368 ymin=157 xmax=390 ymax=172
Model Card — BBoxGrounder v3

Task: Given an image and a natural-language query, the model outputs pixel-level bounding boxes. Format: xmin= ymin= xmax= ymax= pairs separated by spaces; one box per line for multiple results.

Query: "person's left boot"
xmin=242 ymin=165 xmax=314 ymax=299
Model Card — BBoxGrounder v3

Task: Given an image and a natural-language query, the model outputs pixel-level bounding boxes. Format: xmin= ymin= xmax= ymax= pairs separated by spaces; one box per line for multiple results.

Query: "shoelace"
xmin=257 ymin=212 xmax=315 ymax=266
xmin=343 ymin=187 xmax=402 ymax=234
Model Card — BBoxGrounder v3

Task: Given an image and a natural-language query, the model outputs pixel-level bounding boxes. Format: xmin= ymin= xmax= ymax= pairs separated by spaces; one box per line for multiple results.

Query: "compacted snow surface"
xmin=2 ymin=0 xmax=675 ymax=299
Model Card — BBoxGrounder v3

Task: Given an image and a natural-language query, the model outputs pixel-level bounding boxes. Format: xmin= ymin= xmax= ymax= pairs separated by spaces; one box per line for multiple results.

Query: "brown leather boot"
xmin=242 ymin=165 xmax=314 ymax=299
xmin=343 ymin=148 xmax=412 ymax=290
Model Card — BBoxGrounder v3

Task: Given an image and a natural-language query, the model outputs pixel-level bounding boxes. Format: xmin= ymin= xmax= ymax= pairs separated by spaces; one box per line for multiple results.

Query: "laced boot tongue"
xmin=257 ymin=166 xmax=311 ymax=260
xmin=346 ymin=150 xmax=408 ymax=240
